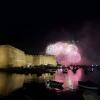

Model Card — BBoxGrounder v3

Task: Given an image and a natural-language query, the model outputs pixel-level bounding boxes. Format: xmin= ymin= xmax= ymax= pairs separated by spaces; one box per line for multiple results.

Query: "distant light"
xmin=91 ymin=68 xmax=94 ymax=71
xmin=92 ymin=64 xmax=94 ymax=66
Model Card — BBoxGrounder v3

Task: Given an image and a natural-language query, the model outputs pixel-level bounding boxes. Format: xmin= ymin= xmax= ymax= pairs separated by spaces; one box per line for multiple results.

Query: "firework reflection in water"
xmin=53 ymin=68 xmax=82 ymax=91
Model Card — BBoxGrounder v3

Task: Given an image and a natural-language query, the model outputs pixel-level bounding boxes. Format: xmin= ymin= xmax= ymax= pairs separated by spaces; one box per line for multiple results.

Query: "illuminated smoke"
xmin=46 ymin=42 xmax=82 ymax=90
xmin=46 ymin=42 xmax=81 ymax=66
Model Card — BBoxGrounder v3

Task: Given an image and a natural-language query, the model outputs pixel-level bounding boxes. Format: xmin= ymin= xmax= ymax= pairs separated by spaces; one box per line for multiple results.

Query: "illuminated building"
xmin=26 ymin=55 xmax=33 ymax=67
xmin=33 ymin=55 xmax=57 ymax=66
xmin=0 ymin=45 xmax=26 ymax=67
xmin=0 ymin=45 xmax=57 ymax=68
xmin=0 ymin=45 xmax=57 ymax=95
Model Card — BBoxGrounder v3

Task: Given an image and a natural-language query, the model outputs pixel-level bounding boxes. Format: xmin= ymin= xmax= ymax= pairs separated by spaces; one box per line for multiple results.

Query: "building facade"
xmin=0 ymin=45 xmax=57 ymax=68
xmin=0 ymin=45 xmax=57 ymax=95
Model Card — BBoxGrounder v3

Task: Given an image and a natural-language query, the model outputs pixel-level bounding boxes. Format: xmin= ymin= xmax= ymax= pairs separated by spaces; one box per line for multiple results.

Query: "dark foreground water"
xmin=1 ymin=81 xmax=99 ymax=100
xmin=0 ymin=72 xmax=100 ymax=100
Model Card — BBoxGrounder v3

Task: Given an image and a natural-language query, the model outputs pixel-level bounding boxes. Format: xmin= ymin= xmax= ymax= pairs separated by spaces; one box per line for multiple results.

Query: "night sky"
xmin=0 ymin=16 xmax=100 ymax=64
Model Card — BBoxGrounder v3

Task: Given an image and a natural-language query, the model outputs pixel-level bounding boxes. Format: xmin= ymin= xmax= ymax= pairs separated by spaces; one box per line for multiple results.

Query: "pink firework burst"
xmin=46 ymin=42 xmax=81 ymax=66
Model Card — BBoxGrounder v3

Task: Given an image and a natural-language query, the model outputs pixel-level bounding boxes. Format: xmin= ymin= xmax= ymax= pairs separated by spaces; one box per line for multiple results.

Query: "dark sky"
xmin=0 ymin=16 xmax=100 ymax=64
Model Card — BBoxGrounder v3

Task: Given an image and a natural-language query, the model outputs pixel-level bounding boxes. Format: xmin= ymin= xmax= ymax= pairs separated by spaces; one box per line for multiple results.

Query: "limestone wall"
xmin=8 ymin=46 xmax=26 ymax=67
xmin=0 ymin=45 xmax=26 ymax=67
xmin=26 ymin=55 xmax=33 ymax=66
xmin=0 ymin=45 xmax=57 ymax=67
xmin=0 ymin=45 xmax=9 ymax=68
xmin=33 ymin=55 xmax=57 ymax=66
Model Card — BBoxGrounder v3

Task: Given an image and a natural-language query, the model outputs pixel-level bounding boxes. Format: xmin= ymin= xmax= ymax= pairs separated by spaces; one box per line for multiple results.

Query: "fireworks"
xmin=46 ymin=41 xmax=83 ymax=91
xmin=46 ymin=42 xmax=81 ymax=66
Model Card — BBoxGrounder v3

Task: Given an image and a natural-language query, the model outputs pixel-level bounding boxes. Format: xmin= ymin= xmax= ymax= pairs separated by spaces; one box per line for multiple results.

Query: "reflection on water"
xmin=0 ymin=72 xmax=34 ymax=95
xmin=0 ymin=72 xmax=53 ymax=96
